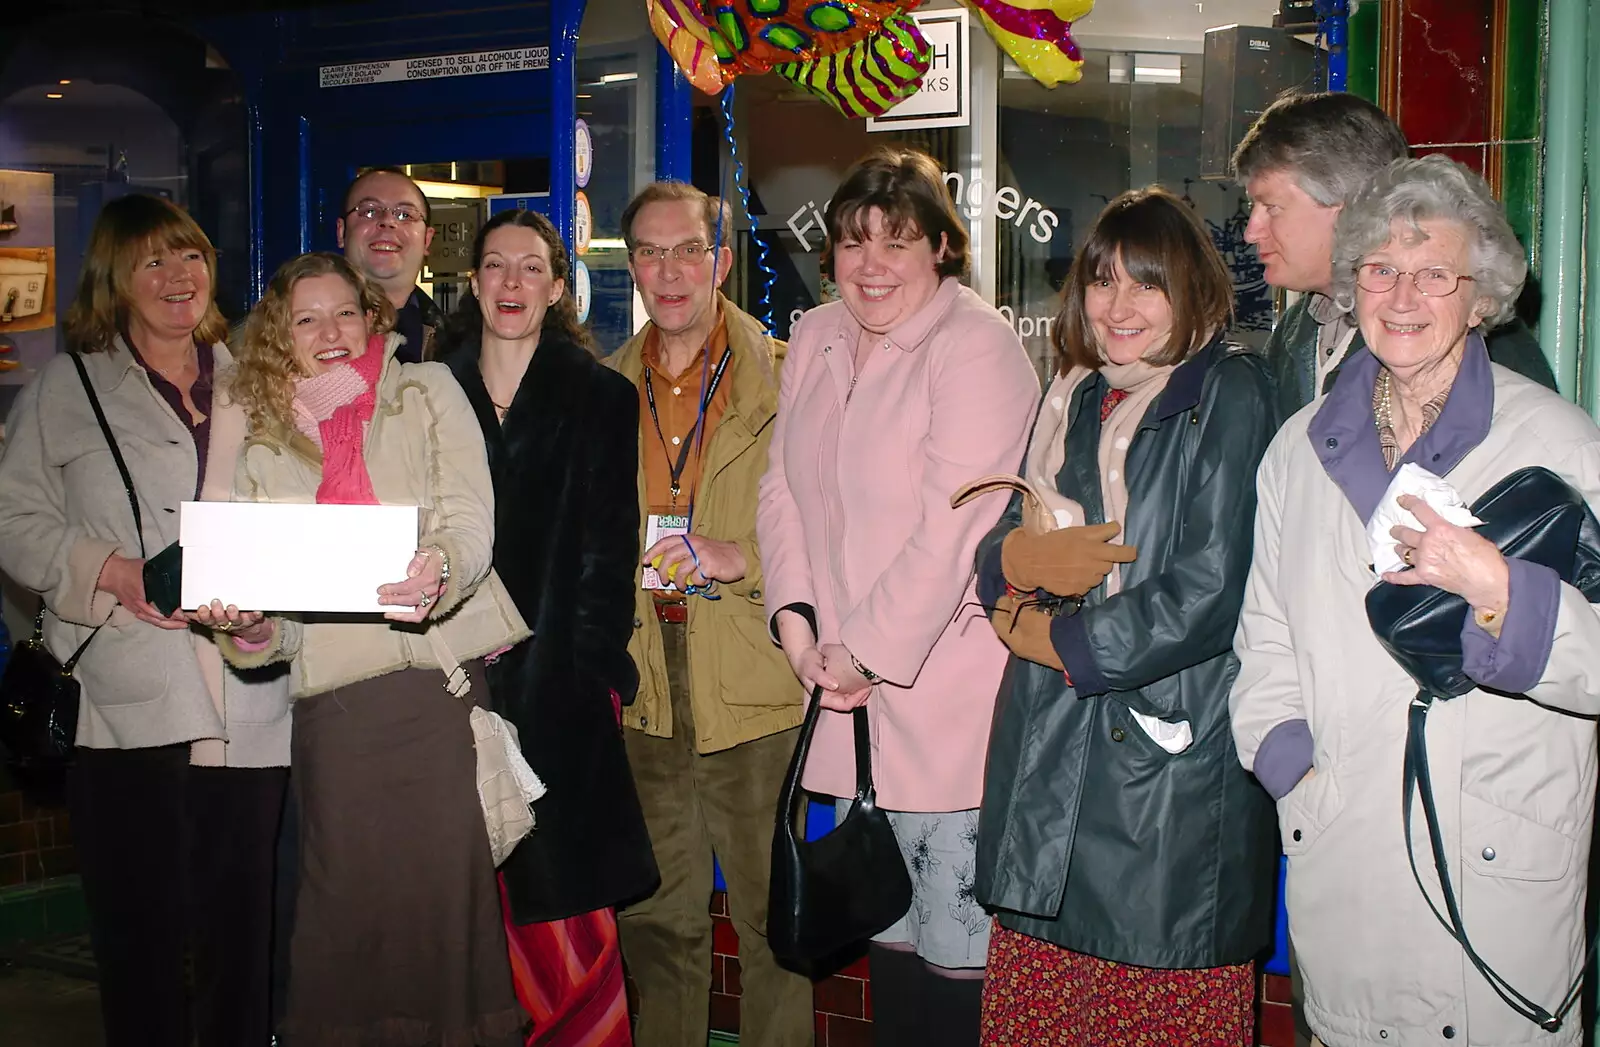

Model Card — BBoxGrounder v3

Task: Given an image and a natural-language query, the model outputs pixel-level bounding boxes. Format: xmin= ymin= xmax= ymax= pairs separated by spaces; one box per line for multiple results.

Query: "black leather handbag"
xmin=1365 ymin=466 xmax=1600 ymax=1032
xmin=0 ymin=608 xmax=95 ymax=769
xmin=767 ymin=685 xmax=913 ymax=968
xmin=0 ymin=353 xmax=146 ymax=771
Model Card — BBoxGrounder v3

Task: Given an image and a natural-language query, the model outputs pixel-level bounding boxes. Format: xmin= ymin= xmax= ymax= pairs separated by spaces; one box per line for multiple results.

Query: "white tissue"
xmin=1367 ymin=463 xmax=1484 ymax=576
xmin=1130 ymin=712 xmax=1194 ymax=754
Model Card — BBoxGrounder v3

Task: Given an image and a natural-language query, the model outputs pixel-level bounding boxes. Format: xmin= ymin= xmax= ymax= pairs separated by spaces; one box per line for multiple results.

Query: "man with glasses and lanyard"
xmin=336 ymin=166 xmax=442 ymax=362
xmin=607 ymin=182 xmax=813 ymax=1047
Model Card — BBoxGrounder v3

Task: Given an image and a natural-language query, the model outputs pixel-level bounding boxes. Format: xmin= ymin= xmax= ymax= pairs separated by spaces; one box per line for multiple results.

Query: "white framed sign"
xmin=867 ymin=10 xmax=969 ymax=132
xmin=573 ymin=260 xmax=592 ymax=323
xmin=575 ymin=119 xmax=593 ymax=189
xmin=574 ymin=191 xmax=592 ymax=255
xmin=319 ymin=47 xmax=550 ymax=89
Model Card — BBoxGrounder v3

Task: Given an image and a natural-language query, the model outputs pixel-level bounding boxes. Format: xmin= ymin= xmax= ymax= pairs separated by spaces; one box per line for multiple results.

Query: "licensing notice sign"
xmin=319 ymin=47 xmax=550 ymax=88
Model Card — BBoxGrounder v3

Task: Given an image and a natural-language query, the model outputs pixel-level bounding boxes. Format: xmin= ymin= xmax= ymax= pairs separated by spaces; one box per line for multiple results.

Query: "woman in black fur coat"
xmin=438 ymin=208 xmax=658 ymax=1043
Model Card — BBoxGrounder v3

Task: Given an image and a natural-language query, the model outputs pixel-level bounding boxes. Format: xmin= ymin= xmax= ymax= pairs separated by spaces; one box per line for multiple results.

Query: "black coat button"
xmin=1292 ymin=829 xmax=1303 ymax=842
xmin=1442 ymin=1026 xmax=1455 ymax=1039
xmin=1325 ymin=437 xmax=1338 ymax=449
xmin=1110 ymin=728 xmax=1126 ymax=742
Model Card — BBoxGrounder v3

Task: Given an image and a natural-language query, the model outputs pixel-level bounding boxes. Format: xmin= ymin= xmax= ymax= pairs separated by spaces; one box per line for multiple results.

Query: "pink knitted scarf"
xmin=290 ymin=333 xmax=386 ymax=505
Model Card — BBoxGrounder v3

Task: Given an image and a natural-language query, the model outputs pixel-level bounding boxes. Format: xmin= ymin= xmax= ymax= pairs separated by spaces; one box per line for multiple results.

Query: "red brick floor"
xmin=699 ymin=892 xmax=1300 ymax=1046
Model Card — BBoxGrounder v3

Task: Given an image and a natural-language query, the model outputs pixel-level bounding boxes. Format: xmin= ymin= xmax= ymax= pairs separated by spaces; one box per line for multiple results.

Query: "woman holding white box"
xmin=199 ymin=251 xmax=529 ymax=1046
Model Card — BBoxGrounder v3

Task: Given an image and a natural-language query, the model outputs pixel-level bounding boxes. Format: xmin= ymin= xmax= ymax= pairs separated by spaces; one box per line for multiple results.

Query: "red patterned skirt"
xmin=499 ymin=876 xmax=632 ymax=1047
xmin=980 ymin=921 xmax=1255 ymax=1046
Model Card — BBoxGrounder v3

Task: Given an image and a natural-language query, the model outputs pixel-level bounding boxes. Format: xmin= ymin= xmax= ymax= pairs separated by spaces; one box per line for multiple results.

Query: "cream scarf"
xmin=1022 ymin=358 xmax=1169 ymax=593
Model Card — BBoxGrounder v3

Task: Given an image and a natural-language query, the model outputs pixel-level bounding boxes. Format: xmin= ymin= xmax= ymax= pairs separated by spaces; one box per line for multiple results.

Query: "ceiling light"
xmin=598 ymin=72 xmax=638 ymax=84
xmin=46 ymin=93 xmax=63 ymax=99
xmin=58 ymin=79 xmax=71 ymax=85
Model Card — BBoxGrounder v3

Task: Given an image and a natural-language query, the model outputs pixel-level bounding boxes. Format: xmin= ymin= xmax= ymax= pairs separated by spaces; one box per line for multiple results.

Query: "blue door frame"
xmin=187 ymin=0 xmax=585 ymax=301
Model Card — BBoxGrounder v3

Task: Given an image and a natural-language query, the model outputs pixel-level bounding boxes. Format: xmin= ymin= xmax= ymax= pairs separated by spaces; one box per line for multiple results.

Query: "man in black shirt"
xmin=336 ymin=167 xmax=441 ymax=363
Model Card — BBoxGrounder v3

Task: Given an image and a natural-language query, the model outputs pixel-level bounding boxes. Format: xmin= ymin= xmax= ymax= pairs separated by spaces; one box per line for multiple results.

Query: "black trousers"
xmin=70 ymin=744 xmax=287 ymax=1047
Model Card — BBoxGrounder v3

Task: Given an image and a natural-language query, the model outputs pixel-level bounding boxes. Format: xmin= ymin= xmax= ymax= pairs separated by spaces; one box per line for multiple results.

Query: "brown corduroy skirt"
xmin=282 ymin=662 xmax=526 ymax=1047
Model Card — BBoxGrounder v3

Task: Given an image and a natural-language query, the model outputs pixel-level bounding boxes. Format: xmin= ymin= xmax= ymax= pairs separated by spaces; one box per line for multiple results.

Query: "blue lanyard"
xmin=643 ymin=345 xmax=733 ymax=524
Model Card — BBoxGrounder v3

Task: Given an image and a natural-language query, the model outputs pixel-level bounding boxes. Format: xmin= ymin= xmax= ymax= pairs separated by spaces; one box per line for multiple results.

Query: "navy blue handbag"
xmin=1366 ymin=466 xmax=1600 ymax=1032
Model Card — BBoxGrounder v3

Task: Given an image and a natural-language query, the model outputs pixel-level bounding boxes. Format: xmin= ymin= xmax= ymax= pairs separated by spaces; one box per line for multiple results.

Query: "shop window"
xmin=733 ymin=1 xmax=1282 ymax=371
xmin=575 ymin=51 xmax=646 ymax=355
xmin=995 ymin=49 xmax=1273 ymax=376
xmin=735 ymin=75 xmax=956 ymax=341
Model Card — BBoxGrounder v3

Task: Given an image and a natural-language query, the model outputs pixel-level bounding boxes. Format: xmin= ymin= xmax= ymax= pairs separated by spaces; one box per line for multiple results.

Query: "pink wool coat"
xmin=757 ymin=278 xmax=1040 ymax=812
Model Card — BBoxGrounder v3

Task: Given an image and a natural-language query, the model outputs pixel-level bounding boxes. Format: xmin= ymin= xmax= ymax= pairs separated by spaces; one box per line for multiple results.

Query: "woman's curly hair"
xmin=231 ymin=252 xmax=396 ymax=435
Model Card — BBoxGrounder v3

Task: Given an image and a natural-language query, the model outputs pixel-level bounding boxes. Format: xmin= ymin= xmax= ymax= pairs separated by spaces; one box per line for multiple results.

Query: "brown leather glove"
xmin=1001 ymin=523 xmax=1138 ymax=597
xmin=990 ymin=593 xmax=1065 ymax=671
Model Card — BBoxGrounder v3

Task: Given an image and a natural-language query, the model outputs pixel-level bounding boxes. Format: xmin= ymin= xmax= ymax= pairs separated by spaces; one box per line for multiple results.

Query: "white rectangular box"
xmin=179 ymin=502 xmax=420 ymax=614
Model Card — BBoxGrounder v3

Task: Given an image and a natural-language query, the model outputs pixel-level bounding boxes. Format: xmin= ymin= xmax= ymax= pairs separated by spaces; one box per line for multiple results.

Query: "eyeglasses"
xmin=1355 ymin=263 xmax=1475 ymax=297
xmin=631 ymin=241 xmax=710 ymax=266
xmin=345 ymin=202 xmax=425 ymax=225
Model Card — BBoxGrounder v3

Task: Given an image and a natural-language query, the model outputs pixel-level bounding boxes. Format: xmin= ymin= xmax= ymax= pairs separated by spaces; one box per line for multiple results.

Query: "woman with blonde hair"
xmin=0 ymin=194 xmax=290 ymax=1045
xmin=197 ymin=250 xmax=529 ymax=1045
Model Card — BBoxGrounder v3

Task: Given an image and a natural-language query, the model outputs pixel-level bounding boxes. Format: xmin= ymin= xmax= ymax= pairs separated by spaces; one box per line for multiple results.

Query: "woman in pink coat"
xmin=756 ymin=147 xmax=1040 ymax=1046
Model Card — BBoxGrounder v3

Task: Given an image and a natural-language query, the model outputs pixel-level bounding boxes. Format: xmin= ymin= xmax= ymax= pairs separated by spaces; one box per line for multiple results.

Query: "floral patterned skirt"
xmin=979 ymin=922 xmax=1255 ymax=1046
xmin=832 ymin=802 xmax=990 ymax=969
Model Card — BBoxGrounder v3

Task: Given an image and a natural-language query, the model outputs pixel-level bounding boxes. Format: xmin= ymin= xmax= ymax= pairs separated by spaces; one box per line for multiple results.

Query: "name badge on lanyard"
xmin=640 ymin=346 xmax=733 ymax=591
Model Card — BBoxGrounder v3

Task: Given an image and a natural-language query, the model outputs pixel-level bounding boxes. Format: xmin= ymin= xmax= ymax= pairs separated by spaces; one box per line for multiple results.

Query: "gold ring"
xmin=214 ymin=621 xmax=234 ymax=632
xmin=1403 ymin=547 xmax=1415 ymax=566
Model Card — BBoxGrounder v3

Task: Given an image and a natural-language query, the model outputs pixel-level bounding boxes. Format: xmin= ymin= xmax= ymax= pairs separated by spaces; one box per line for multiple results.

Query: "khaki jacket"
xmin=607 ymin=297 xmax=802 ymax=753
xmin=1231 ymin=359 xmax=1600 ymax=1047
xmin=214 ymin=334 xmax=528 ymax=698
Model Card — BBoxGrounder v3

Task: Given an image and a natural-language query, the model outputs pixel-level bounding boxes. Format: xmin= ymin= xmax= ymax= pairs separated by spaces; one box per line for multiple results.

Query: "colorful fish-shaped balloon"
xmin=649 ymin=0 xmax=731 ymax=94
xmin=648 ymin=0 xmax=926 ymax=95
xmin=706 ymin=0 xmax=922 ymax=80
xmin=960 ymin=0 xmax=1094 ymax=87
xmin=774 ymin=12 xmax=932 ymax=118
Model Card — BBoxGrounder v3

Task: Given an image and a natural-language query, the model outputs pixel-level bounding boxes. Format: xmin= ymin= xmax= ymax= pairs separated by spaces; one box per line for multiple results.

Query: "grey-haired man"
xmin=1233 ymin=91 xmax=1556 ymax=426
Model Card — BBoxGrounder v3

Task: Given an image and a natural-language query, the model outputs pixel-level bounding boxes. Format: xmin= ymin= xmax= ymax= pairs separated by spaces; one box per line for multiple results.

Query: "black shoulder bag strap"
xmin=69 ymin=353 xmax=146 ymax=561
xmin=1403 ymin=690 xmax=1592 ymax=1032
xmin=57 ymin=353 xmax=148 ymax=671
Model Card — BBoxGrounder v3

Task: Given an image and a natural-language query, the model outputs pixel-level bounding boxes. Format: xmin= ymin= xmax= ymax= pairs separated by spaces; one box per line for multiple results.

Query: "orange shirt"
xmin=639 ymin=314 xmax=733 ymax=518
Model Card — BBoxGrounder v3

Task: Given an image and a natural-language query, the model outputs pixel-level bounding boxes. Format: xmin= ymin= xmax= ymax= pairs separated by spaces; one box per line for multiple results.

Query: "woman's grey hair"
xmin=1330 ymin=155 xmax=1526 ymax=328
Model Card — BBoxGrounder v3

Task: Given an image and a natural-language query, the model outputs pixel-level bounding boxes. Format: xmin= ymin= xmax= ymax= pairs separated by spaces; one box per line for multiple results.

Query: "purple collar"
xmin=1307 ymin=330 xmax=1495 ymax=524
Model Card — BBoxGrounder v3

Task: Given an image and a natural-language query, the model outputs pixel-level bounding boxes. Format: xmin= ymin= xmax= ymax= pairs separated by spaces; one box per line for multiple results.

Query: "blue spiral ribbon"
xmin=719 ymin=84 xmax=778 ymax=334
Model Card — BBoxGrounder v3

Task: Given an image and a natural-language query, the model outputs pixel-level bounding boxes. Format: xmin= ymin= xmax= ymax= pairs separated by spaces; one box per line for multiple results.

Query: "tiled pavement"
xmin=0 ymin=953 xmax=103 ymax=1047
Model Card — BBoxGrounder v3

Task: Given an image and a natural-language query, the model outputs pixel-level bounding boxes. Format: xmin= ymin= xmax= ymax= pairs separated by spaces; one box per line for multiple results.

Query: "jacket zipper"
xmin=846 ymin=373 xmax=858 ymax=405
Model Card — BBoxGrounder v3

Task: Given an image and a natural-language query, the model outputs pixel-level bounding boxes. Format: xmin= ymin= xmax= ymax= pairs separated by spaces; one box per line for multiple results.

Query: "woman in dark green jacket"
xmin=970 ymin=188 xmax=1279 ymax=1045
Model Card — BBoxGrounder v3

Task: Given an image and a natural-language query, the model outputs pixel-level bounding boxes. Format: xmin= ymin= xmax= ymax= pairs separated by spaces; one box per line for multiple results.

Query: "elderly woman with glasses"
xmin=1230 ymin=155 xmax=1600 ymax=1046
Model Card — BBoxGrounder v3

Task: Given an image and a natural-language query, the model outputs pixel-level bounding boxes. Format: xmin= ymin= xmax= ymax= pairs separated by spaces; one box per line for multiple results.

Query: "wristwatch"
xmin=850 ymin=652 xmax=881 ymax=685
